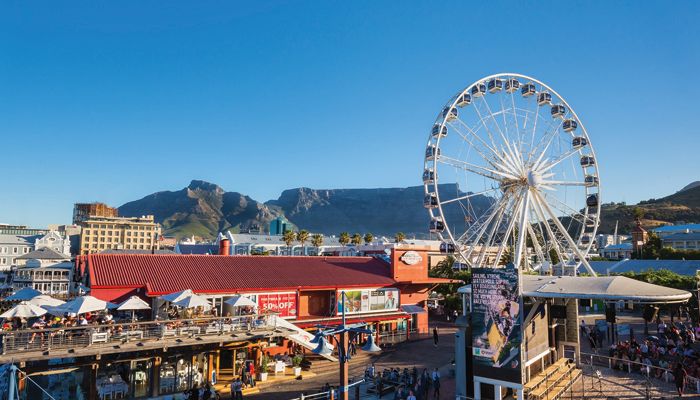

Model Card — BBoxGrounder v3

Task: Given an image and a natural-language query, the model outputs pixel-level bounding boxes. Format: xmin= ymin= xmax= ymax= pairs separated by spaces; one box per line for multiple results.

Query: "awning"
xmin=401 ymin=304 xmax=427 ymax=314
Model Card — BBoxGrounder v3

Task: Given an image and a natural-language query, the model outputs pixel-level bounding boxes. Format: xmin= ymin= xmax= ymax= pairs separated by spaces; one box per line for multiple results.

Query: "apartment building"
xmin=78 ymin=215 xmax=162 ymax=255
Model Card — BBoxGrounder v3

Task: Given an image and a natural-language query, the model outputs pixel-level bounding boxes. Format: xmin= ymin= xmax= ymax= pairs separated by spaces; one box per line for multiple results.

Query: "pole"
xmin=8 ymin=365 xmax=17 ymax=400
xmin=339 ymin=291 xmax=349 ymax=400
xmin=696 ymin=270 xmax=700 ymax=325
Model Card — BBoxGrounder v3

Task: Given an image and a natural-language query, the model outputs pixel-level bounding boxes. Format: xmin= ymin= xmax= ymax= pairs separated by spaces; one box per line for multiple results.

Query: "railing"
xmin=581 ymin=351 xmax=700 ymax=394
xmin=378 ymin=330 xmax=408 ymax=345
xmin=289 ymin=378 xmax=365 ymax=400
xmin=0 ymin=314 xmax=275 ymax=356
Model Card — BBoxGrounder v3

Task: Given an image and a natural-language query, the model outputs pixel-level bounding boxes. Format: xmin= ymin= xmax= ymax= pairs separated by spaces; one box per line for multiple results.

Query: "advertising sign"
xmin=337 ymin=288 xmax=399 ymax=315
xmin=258 ymin=292 xmax=297 ymax=318
xmin=471 ymin=264 xmax=523 ymax=384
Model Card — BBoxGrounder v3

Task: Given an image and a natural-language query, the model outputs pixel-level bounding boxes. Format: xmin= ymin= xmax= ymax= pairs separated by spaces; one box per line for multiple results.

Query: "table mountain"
xmin=119 ymin=181 xmax=494 ymax=239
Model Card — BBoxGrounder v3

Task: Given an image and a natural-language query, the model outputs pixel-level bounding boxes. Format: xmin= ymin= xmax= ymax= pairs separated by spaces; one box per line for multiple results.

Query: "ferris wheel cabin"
xmin=551 ymin=104 xmax=566 ymax=118
xmin=456 ymin=93 xmax=472 ymax=107
xmin=487 ymin=78 xmax=503 ymax=93
xmin=424 ymin=193 xmax=438 ymax=209
xmin=521 ymin=83 xmax=536 ymax=97
xmin=563 ymin=119 xmax=578 ymax=132
xmin=440 ymin=242 xmax=456 ymax=254
xmin=471 ymin=83 xmax=486 ymax=97
xmin=429 ymin=218 xmax=445 ymax=233
xmin=572 ymin=137 xmax=588 ymax=148
xmin=505 ymin=78 xmax=520 ymax=93
xmin=584 ymin=175 xmax=599 ymax=186
xmin=423 ymin=169 xmax=435 ymax=184
xmin=537 ymin=91 xmax=552 ymax=106
xmin=425 ymin=145 xmax=441 ymax=160
xmin=442 ymin=106 xmax=458 ymax=122
xmin=431 ymin=124 xmax=448 ymax=138
xmin=580 ymin=155 xmax=595 ymax=167
xmin=586 ymin=193 xmax=599 ymax=208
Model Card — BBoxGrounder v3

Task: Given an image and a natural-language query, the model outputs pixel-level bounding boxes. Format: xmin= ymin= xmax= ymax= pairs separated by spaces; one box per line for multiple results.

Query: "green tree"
xmin=363 ymin=233 xmax=374 ymax=245
xmin=428 ymin=256 xmax=470 ymax=313
xmin=311 ymin=233 xmax=324 ymax=248
xmin=339 ymin=232 xmax=350 ymax=246
xmin=296 ymin=230 xmax=309 ymax=247
xmin=282 ymin=230 xmax=296 ymax=248
xmin=637 ymin=232 xmax=662 ymax=259
xmin=395 ymin=232 xmax=406 ymax=243
xmin=351 ymin=233 xmax=362 ymax=246
xmin=633 ymin=207 xmax=645 ymax=220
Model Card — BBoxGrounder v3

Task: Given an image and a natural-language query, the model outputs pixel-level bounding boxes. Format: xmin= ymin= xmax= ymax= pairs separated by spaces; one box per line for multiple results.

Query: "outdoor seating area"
xmin=524 ymin=357 xmax=581 ymax=400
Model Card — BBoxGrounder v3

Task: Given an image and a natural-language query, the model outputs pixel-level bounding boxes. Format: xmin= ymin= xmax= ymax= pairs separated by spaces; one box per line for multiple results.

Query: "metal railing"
xmin=289 ymin=377 xmax=365 ymax=400
xmin=0 ymin=314 xmax=275 ymax=356
xmin=581 ymin=351 xmax=700 ymax=394
xmin=377 ymin=331 xmax=408 ymax=345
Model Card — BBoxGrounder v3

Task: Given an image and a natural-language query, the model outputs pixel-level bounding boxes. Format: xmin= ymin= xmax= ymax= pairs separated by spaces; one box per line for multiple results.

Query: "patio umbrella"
xmin=0 ymin=301 xmax=47 ymax=319
xmin=5 ymin=287 xmax=42 ymax=301
xmin=48 ymin=295 xmax=114 ymax=315
xmin=28 ymin=295 xmax=66 ymax=307
xmin=172 ymin=294 xmax=211 ymax=310
xmin=224 ymin=295 xmax=257 ymax=308
xmin=117 ymin=296 xmax=151 ymax=321
xmin=159 ymin=289 xmax=194 ymax=303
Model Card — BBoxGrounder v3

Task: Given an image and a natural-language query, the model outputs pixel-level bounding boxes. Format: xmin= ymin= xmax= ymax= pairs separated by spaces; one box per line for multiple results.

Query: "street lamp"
xmin=311 ymin=291 xmax=381 ymax=400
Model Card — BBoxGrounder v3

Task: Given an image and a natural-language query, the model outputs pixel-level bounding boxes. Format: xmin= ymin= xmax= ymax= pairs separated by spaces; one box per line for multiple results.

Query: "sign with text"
xmin=258 ymin=292 xmax=297 ymax=318
xmin=336 ymin=288 xmax=399 ymax=315
xmin=471 ymin=265 xmax=523 ymax=384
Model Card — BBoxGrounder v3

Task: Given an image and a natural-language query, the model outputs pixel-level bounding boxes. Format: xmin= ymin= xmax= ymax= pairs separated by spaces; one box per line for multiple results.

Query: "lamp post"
xmin=312 ymin=291 xmax=381 ymax=400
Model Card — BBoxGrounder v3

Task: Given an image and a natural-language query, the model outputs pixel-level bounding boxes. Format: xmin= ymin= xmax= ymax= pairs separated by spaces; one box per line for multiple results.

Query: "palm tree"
xmin=351 ymin=233 xmax=362 ymax=246
xmin=282 ymin=230 xmax=296 ymax=255
xmin=311 ymin=233 xmax=324 ymax=248
xmin=339 ymin=232 xmax=350 ymax=246
xmin=296 ymin=230 xmax=309 ymax=255
xmin=363 ymin=233 xmax=374 ymax=245
xmin=395 ymin=232 xmax=406 ymax=243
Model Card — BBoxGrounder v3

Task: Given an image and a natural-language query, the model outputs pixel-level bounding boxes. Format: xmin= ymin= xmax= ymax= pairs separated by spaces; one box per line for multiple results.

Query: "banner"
xmin=337 ymin=288 xmax=399 ymax=315
xmin=258 ymin=292 xmax=297 ymax=318
xmin=471 ymin=264 xmax=523 ymax=384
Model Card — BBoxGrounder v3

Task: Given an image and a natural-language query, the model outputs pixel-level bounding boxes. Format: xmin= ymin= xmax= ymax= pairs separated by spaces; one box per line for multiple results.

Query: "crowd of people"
xmin=583 ymin=318 xmax=700 ymax=397
xmin=362 ymin=364 xmax=442 ymax=399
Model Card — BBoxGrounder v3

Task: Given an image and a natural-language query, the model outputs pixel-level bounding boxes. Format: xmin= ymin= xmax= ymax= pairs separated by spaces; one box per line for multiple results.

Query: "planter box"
xmin=258 ymin=372 xmax=268 ymax=381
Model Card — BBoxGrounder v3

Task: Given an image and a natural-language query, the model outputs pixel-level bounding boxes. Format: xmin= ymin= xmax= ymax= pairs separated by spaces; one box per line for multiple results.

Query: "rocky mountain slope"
xmin=119 ymin=180 xmax=282 ymax=239
xmin=599 ymin=185 xmax=700 ymax=233
xmin=119 ymin=181 xmax=493 ymax=239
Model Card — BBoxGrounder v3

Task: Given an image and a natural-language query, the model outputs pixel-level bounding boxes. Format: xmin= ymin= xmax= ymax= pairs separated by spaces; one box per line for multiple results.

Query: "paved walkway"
xmin=223 ymin=327 xmax=457 ymax=400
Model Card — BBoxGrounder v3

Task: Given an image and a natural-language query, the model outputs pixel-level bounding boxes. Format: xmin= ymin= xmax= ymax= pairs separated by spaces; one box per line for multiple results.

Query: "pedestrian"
xmin=202 ymin=383 xmax=212 ymax=400
xmin=673 ymin=363 xmax=687 ymax=397
xmin=433 ymin=375 xmax=440 ymax=399
xmin=186 ymin=382 xmax=199 ymax=400
xmin=407 ymin=390 xmax=417 ymax=400
xmin=453 ymin=309 xmax=458 ymax=321
xmin=433 ymin=327 xmax=439 ymax=347
xmin=377 ymin=377 xmax=384 ymax=399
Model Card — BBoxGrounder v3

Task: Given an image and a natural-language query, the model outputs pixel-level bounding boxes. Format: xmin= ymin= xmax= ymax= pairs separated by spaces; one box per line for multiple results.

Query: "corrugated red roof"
xmin=87 ymin=254 xmax=395 ymax=296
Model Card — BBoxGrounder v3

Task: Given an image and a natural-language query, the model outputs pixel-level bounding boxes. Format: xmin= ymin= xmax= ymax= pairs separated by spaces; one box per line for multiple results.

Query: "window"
xmin=84 ymin=230 xmax=90 ymax=235
xmin=23 ymin=248 xmax=29 ymax=254
xmin=12 ymin=247 xmax=18 ymax=254
xmin=0 ymin=258 xmax=5 ymax=265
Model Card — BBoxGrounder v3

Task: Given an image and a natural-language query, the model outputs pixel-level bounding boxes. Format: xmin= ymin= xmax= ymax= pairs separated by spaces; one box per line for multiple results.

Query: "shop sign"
xmin=337 ymin=288 xmax=399 ymax=315
xmin=400 ymin=251 xmax=422 ymax=265
xmin=258 ymin=292 xmax=297 ymax=318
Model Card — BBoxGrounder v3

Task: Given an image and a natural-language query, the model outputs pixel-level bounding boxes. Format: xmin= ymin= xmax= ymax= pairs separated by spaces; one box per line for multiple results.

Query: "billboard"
xmin=471 ymin=265 xmax=523 ymax=384
xmin=258 ymin=292 xmax=297 ymax=318
xmin=337 ymin=288 xmax=399 ymax=315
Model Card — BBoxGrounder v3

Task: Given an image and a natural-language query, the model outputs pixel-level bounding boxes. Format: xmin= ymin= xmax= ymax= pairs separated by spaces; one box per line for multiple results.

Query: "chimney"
xmin=219 ymin=238 xmax=230 ymax=256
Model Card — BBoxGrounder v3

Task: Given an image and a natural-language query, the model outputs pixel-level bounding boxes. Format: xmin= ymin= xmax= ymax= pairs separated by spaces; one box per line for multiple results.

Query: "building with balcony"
xmin=660 ymin=232 xmax=700 ymax=251
xmin=600 ymin=242 xmax=633 ymax=260
xmin=11 ymin=248 xmax=73 ymax=296
xmin=0 ymin=234 xmax=39 ymax=273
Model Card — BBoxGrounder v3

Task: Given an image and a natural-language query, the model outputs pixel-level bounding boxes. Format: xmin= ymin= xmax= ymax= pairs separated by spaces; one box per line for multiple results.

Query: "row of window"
xmin=81 ymin=243 xmax=156 ymax=251
xmin=86 ymin=224 xmax=156 ymax=231
xmin=15 ymin=269 xmax=70 ymax=280
xmin=14 ymin=282 xmax=69 ymax=294
xmin=0 ymin=246 xmax=30 ymax=255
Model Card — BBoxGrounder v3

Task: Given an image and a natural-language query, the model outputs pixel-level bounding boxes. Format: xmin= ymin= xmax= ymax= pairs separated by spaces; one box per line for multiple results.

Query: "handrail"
xmin=580 ymin=351 xmax=700 ymax=394
xmin=0 ymin=314 xmax=276 ymax=356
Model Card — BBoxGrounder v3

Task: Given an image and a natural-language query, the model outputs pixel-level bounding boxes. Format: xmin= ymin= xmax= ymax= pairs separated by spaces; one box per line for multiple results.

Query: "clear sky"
xmin=1 ymin=1 xmax=698 ymax=227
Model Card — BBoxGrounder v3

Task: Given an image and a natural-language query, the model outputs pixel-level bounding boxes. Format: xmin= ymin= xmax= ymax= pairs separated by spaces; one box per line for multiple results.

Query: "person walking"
xmin=673 ymin=363 xmax=687 ymax=397
xmin=186 ymin=383 xmax=200 ymax=400
xmin=433 ymin=327 xmax=439 ymax=347
xmin=433 ymin=375 xmax=440 ymax=399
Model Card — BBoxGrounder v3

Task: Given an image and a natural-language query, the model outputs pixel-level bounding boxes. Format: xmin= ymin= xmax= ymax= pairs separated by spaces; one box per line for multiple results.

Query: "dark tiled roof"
xmin=88 ymin=254 xmax=395 ymax=295
xmin=15 ymin=247 xmax=69 ymax=260
xmin=176 ymin=244 xmax=219 ymax=255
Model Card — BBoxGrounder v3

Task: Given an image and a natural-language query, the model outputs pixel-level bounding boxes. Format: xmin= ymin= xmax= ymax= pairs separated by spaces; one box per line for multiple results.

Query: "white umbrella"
xmin=0 ymin=302 xmax=47 ymax=319
xmin=159 ymin=289 xmax=194 ymax=303
xmin=48 ymin=295 xmax=113 ymax=315
xmin=28 ymin=295 xmax=66 ymax=307
xmin=5 ymin=287 xmax=42 ymax=301
xmin=225 ymin=295 xmax=257 ymax=308
xmin=117 ymin=296 xmax=151 ymax=321
xmin=173 ymin=294 xmax=211 ymax=310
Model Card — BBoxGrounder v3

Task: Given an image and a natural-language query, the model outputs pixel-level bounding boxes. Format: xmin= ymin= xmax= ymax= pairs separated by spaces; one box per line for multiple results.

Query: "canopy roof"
xmin=173 ymin=293 xmax=211 ymax=309
xmin=117 ymin=296 xmax=151 ymax=311
xmin=28 ymin=295 xmax=66 ymax=307
xmin=48 ymin=295 xmax=116 ymax=315
xmin=521 ymin=275 xmax=691 ymax=303
xmin=224 ymin=295 xmax=257 ymax=308
xmin=5 ymin=287 xmax=42 ymax=301
xmin=0 ymin=302 xmax=47 ymax=319
xmin=457 ymin=274 xmax=692 ymax=303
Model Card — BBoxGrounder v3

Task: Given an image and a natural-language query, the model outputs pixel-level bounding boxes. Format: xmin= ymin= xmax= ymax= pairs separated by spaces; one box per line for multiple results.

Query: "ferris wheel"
xmin=423 ymin=73 xmax=600 ymax=275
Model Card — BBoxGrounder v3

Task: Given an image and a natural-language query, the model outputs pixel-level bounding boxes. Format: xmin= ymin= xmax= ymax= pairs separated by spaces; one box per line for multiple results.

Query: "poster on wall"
xmin=471 ymin=264 xmax=523 ymax=384
xmin=337 ymin=289 xmax=399 ymax=315
xmin=258 ymin=292 xmax=297 ymax=318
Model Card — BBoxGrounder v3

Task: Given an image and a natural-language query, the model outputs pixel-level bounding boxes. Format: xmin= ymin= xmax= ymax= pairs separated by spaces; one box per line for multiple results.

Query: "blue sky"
xmin=1 ymin=1 xmax=698 ymax=227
